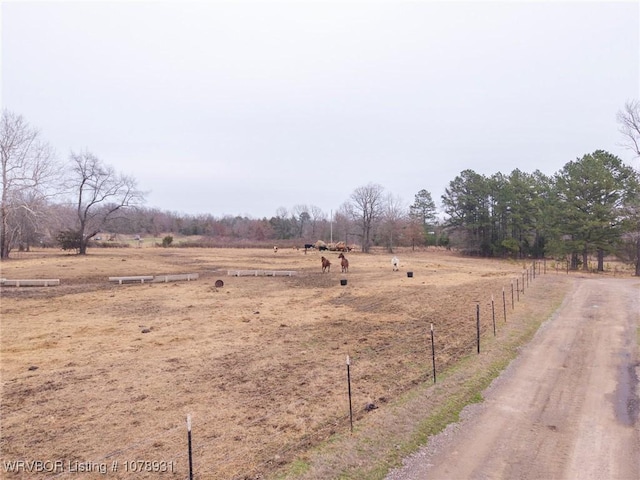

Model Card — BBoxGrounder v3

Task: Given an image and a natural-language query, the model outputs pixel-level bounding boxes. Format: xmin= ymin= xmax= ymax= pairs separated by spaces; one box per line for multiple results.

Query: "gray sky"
xmin=2 ymin=0 xmax=639 ymax=219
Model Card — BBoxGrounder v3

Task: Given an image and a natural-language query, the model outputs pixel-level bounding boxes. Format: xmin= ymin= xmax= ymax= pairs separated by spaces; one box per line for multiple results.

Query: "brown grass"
xmin=0 ymin=246 xmax=626 ymax=479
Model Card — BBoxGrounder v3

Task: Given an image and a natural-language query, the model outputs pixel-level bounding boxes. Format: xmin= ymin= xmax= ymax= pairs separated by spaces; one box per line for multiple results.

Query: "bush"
xmin=56 ymin=230 xmax=82 ymax=253
xmin=162 ymin=235 xmax=173 ymax=247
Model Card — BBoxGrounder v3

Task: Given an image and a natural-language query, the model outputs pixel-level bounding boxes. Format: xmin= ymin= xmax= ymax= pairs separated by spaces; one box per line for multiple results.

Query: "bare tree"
xmin=68 ymin=150 xmax=145 ymax=254
xmin=617 ymin=100 xmax=640 ymax=275
xmin=617 ymin=100 xmax=640 ymax=158
xmin=379 ymin=193 xmax=408 ymax=252
xmin=0 ymin=110 xmax=58 ymax=258
xmin=347 ymin=183 xmax=385 ymax=253
xmin=333 ymin=202 xmax=357 ymax=247
xmin=308 ymin=205 xmax=326 ymax=239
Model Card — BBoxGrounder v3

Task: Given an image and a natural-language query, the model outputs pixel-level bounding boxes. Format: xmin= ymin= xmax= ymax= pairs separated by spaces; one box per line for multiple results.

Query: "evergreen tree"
xmin=553 ymin=150 xmax=639 ymax=271
xmin=442 ymin=170 xmax=491 ymax=255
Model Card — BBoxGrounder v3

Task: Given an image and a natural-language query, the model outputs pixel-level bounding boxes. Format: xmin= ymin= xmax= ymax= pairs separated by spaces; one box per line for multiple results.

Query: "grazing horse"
xmin=338 ymin=253 xmax=349 ymax=273
xmin=321 ymin=256 xmax=331 ymax=273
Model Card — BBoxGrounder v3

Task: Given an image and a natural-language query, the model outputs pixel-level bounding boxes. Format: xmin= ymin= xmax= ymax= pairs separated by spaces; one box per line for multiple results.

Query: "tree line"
xmin=441 ymin=153 xmax=638 ymax=272
xmin=2 ymin=103 xmax=640 ymax=275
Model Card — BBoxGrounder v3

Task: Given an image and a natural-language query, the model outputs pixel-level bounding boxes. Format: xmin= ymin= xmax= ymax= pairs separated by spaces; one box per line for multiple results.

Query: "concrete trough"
xmin=1 ymin=279 xmax=60 ymax=287
xmin=109 ymin=275 xmax=154 ymax=285
xmin=152 ymin=273 xmax=199 ymax=283
xmin=227 ymin=270 xmax=297 ymax=277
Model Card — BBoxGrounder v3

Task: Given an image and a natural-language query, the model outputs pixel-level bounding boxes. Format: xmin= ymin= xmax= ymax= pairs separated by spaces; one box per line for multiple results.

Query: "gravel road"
xmin=386 ymin=277 xmax=640 ymax=480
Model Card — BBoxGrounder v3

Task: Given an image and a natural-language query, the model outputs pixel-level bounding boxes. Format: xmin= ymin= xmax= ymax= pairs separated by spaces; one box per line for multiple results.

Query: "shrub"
xmin=56 ymin=230 xmax=82 ymax=253
xmin=162 ymin=235 xmax=173 ymax=248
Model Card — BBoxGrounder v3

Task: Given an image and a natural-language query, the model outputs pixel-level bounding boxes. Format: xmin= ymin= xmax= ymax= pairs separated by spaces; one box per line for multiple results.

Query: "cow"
xmin=321 ymin=256 xmax=331 ymax=273
xmin=338 ymin=253 xmax=349 ymax=273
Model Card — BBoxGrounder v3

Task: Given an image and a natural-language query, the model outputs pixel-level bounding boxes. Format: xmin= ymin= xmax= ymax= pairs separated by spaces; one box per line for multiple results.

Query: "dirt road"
xmin=386 ymin=277 xmax=640 ymax=480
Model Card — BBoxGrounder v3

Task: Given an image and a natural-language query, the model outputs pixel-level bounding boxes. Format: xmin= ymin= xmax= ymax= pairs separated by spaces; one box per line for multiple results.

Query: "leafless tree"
xmin=617 ymin=100 xmax=640 ymax=275
xmin=68 ymin=150 xmax=145 ymax=254
xmin=0 ymin=110 xmax=59 ymax=258
xmin=331 ymin=202 xmax=355 ymax=247
xmin=379 ymin=193 xmax=408 ymax=252
xmin=308 ymin=205 xmax=326 ymax=239
xmin=347 ymin=183 xmax=385 ymax=253
xmin=617 ymin=100 xmax=640 ymax=159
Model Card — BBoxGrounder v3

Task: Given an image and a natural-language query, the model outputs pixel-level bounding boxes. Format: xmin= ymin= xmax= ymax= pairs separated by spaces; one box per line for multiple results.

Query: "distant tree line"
xmin=2 ymin=103 xmax=640 ymax=275
xmin=441 ymin=152 xmax=639 ymax=274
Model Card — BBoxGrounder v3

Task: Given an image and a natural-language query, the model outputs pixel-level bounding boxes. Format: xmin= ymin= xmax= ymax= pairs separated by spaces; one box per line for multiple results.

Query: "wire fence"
xmin=35 ymin=261 xmax=547 ymax=480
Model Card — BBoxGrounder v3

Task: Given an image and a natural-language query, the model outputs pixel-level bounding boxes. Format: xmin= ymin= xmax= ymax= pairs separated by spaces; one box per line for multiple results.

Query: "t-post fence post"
xmin=511 ymin=281 xmax=514 ymax=309
xmin=476 ymin=303 xmax=481 ymax=354
xmin=187 ymin=414 xmax=193 ymax=480
xmin=346 ymin=355 xmax=353 ymax=433
xmin=533 ymin=262 xmax=536 ymax=279
xmin=430 ymin=323 xmax=436 ymax=384
xmin=502 ymin=286 xmax=507 ymax=322
xmin=491 ymin=295 xmax=496 ymax=336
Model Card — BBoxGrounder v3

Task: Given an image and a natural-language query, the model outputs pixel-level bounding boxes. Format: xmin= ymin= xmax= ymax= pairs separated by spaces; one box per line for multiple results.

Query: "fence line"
xmin=42 ymin=261 xmax=545 ymax=479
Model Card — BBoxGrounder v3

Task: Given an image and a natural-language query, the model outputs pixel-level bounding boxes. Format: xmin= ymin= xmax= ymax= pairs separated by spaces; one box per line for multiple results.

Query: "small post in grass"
xmin=533 ymin=262 xmax=536 ymax=279
xmin=516 ymin=278 xmax=520 ymax=302
xmin=346 ymin=355 xmax=353 ymax=433
xmin=491 ymin=294 xmax=496 ymax=336
xmin=476 ymin=303 xmax=481 ymax=354
xmin=187 ymin=414 xmax=193 ymax=480
xmin=511 ymin=281 xmax=514 ymax=309
xmin=430 ymin=323 xmax=436 ymax=384
xmin=502 ymin=286 xmax=507 ymax=322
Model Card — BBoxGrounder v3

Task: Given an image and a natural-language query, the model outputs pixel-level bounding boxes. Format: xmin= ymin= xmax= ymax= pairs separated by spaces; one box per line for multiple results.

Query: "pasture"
xmin=0 ymin=246 xmax=580 ymax=478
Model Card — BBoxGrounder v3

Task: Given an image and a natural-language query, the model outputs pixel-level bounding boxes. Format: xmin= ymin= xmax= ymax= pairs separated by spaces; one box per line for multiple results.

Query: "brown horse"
xmin=338 ymin=253 xmax=349 ymax=273
xmin=321 ymin=256 xmax=331 ymax=273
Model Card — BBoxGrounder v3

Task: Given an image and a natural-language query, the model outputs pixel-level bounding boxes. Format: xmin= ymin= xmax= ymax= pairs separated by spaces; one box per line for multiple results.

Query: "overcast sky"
xmin=2 ymin=1 xmax=639 ymax=219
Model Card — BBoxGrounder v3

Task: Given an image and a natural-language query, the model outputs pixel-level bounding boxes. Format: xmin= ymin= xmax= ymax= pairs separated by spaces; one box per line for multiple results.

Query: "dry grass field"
xmin=1 ymin=245 xmax=617 ymax=479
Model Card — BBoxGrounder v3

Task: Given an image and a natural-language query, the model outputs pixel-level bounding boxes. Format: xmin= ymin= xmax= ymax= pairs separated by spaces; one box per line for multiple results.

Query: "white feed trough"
xmin=109 ymin=274 xmax=199 ymax=285
xmin=109 ymin=276 xmax=154 ymax=284
xmin=1 ymin=279 xmax=60 ymax=287
xmin=152 ymin=273 xmax=199 ymax=283
xmin=227 ymin=270 xmax=297 ymax=277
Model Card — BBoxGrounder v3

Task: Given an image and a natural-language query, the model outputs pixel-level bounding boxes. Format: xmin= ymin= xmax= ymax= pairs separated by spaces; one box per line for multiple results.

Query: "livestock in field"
xmin=338 ymin=253 xmax=349 ymax=273
xmin=304 ymin=244 xmax=314 ymax=250
xmin=315 ymin=240 xmax=328 ymax=251
xmin=321 ymin=256 xmax=331 ymax=273
xmin=392 ymin=256 xmax=399 ymax=271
